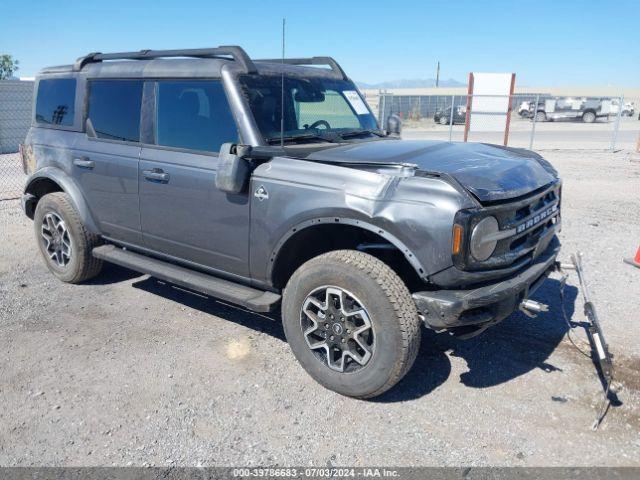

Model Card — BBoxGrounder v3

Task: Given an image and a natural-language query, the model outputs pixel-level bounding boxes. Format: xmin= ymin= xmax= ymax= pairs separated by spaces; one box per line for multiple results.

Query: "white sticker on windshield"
xmin=343 ymin=90 xmax=370 ymax=115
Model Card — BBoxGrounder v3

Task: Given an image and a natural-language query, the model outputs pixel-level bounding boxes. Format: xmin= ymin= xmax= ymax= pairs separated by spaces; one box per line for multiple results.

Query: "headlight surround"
xmin=470 ymin=216 xmax=499 ymax=261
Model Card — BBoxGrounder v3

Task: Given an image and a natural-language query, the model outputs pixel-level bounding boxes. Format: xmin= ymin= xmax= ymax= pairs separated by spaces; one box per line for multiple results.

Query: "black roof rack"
xmin=256 ymin=57 xmax=348 ymax=80
xmin=73 ymin=46 xmax=257 ymax=73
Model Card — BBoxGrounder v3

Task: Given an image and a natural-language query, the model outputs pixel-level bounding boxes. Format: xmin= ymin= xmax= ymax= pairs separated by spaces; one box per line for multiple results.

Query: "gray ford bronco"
xmin=21 ymin=46 xmax=561 ymax=398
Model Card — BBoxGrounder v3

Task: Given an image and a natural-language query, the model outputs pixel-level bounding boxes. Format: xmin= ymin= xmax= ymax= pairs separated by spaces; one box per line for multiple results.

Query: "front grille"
xmin=466 ymin=182 xmax=561 ymax=271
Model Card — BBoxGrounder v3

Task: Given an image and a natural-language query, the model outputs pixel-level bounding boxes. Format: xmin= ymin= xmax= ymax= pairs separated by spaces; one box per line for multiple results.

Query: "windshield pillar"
xmin=221 ymin=65 xmax=266 ymax=146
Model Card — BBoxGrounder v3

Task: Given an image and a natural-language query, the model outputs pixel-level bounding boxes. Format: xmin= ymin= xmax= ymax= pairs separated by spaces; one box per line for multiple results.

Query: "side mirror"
xmin=386 ymin=114 xmax=402 ymax=137
xmin=215 ymin=143 xmax=251 ymax=194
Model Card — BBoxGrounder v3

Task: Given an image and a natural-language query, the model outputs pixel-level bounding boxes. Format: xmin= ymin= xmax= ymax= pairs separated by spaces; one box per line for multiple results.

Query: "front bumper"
xmin=412 ymin=237 xmax=560 ymax=333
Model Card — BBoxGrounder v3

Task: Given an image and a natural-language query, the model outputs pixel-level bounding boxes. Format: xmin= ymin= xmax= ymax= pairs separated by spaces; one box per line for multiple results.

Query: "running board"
xmin=92 ymin=245 xmax=280 ymax=312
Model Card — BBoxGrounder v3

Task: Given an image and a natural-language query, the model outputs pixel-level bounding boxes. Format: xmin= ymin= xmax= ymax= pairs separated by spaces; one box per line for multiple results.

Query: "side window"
xmin=87 ymin=80 xmax=143 ymax=142
xmin=35 ymin=78 xmax=76 ymax=127
xmin=155 ymin=80 xmax=237 ymax=152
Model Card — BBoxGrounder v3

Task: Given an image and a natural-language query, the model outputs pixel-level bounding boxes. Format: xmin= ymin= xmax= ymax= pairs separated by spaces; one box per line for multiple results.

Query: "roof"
xmin=38 ymin=46 xmax=348 ymax=80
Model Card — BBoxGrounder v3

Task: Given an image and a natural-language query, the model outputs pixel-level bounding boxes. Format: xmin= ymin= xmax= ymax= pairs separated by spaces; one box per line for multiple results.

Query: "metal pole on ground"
xmin=529 ymin=94 xmax=540 ymax=150
xmin=448 ymin=95 xmax=455 ymax=142
xmin=610 ymin=95 xmax=623 ymax=152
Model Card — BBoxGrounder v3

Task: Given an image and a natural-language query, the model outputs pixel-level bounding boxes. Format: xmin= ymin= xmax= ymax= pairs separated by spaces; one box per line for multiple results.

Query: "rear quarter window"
xmin=35 ymin=78 xmax=76 ymax=127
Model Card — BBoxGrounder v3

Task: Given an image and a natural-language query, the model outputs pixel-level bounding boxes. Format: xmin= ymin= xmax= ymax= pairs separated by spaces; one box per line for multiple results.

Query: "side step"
xmin=92 ymin=245 xmax=281 ymax=312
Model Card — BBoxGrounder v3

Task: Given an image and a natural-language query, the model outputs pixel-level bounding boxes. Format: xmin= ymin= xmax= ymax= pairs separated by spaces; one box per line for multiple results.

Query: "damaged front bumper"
xmin=412 ymin=237 xmax=560 ymax=337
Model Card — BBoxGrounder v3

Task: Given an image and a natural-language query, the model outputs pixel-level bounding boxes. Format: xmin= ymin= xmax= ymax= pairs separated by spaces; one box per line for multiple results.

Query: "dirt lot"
xmin=0 ymin=149 xmax=639 ymax=467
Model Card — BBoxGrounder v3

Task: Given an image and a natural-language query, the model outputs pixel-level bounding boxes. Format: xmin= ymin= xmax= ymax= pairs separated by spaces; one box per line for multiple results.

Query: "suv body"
xmin=531 ymin=96 xmax=610 ymax=123
xmin=21 ymin=47 xmax=562 ymax=397
xmin=433 ymin=105 xmax=466 ymax=125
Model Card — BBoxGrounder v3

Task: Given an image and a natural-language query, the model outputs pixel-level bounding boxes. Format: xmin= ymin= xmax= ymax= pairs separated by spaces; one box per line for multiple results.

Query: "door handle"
xmin=142 ymin=169 xmax=170 ymax=183
xmin=73 ymin=157 xmax=94 ymax=169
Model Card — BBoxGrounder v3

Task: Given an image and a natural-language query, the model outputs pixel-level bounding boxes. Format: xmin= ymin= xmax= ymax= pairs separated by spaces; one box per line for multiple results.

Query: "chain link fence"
xmin=0 ymin=81 xmax=33 ymax=208
xmin=378 ymin=92 xmax=640 ymax=151
xmin=2 ymin=83 xmax=640 ymax=210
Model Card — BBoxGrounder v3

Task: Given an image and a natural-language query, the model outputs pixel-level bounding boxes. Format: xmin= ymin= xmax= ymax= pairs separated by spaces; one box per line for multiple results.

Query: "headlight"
xmin=470 ymin=216 xmax=499 ymax=261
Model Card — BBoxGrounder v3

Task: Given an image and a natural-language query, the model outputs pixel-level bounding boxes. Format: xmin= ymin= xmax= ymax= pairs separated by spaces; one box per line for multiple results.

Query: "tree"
xmin=0 ymin=55 xmax=20 ymax=80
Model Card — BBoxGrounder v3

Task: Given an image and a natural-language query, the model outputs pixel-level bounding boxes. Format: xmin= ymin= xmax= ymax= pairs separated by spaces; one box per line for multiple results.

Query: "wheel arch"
xmin=24 ymin=168 xmax=99 ymax=233
xmin=268 ymin=217 xmax=428 ymax=291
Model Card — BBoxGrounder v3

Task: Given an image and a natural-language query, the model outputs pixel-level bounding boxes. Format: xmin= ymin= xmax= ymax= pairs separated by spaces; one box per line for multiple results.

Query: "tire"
xmin=535 ymin=111 xmax=546 ymax=122
xmin=582 ymin=111 xmax=596 ymax=123
xmin=282 ymin=250 xmax=421 ymax=398
xmin=34 ymin=192 xmax=103 ymax=283
xmin=439 ymin=115 xmax=449 ymax=125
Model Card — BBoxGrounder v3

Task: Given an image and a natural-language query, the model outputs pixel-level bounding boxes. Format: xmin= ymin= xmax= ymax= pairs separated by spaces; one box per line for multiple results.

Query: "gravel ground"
xmin=0 ymin=150 xmax=639 ymax=467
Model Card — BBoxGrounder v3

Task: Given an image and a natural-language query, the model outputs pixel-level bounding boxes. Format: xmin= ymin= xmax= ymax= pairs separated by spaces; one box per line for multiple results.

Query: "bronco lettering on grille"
xmin=515 ymin=204 xmax=558 ymax=234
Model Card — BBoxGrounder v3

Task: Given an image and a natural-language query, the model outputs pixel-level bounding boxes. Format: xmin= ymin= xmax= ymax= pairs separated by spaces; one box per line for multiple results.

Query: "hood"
xmin=305 ymin=140 xmax=558 ymax=202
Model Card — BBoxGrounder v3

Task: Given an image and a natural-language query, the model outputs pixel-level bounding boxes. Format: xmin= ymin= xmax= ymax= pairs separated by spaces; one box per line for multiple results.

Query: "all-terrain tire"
xmin=33 ymin=192 xmax=103 ymax=283
xmin=582 ymin=111 xmax=596 ymax=123
xmin=535 ymin=110 xmax=546 ymax=122
xmin=282 ymin=250 xmax=422 ymax=398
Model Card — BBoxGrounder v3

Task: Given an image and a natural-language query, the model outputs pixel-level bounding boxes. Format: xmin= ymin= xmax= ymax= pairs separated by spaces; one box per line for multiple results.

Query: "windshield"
xmin=239 ymin=75 xmax=379 ymax=143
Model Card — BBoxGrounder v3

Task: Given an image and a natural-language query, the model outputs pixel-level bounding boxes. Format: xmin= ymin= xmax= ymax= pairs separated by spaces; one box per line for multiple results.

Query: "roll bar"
xmin=73 ymin=46 xmax=257 ymax=73
xmin=255 ymin=57 xmax=348 ymax=79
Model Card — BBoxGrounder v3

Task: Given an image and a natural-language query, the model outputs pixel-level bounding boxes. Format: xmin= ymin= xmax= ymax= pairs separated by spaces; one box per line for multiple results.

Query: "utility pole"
xmin=436 ymin=61 xmax=440 ymax=88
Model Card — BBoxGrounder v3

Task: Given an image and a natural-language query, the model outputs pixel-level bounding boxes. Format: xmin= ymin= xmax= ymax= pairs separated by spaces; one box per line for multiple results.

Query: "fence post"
xmin=529 ymin=94 xmax=540 ymax=150
xmin=448 ymin=95 xmax=455 ymax=142
xmin=379 ymin=90 xmax=386 ymax=129
xmin=610 ymin=95 xmax=623 ymax=152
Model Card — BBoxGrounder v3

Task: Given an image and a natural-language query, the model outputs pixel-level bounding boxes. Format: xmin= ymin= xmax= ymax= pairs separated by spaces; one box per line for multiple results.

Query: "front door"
xmin=138 ymin=79 xmax=250 ymax=278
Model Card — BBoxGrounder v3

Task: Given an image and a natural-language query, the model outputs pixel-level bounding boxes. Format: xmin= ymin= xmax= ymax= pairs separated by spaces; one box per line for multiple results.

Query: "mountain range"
xmin=356 ymin=78 xmax=465 ymax=89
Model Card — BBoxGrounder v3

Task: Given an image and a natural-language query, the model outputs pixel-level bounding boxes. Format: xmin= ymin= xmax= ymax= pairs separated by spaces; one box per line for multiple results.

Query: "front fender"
xmin=24 ymin=167 xmax=99 ymax=234
xmin=248 ymin=157 xmax=470 ymax=287
xmin=265 ymin=216 xmax=429 ymax=284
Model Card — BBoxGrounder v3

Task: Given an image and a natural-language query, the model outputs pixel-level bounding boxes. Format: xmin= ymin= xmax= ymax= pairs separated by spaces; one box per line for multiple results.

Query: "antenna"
xmin=280 ymin=18 xmax=286 ymax=147
xmin=436 ymin=60 xmax=440 ymax=88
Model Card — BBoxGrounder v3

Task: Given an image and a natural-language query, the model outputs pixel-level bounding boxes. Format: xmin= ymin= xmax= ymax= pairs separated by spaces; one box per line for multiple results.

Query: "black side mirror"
xmin=386 ymin=114 xmax=402 ymax=137
xmin=215 ymin=143 xmax=250 ymax=194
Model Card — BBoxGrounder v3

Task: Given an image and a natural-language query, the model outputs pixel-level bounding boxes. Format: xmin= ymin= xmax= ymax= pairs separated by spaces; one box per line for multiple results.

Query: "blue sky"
xmin=2 ymin=0 xmax=639 ymax=86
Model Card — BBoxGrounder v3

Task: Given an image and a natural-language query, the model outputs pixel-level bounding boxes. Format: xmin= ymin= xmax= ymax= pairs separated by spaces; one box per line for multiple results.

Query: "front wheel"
xmin=282 ymin=250 xmax=421 ymax=398
xmin=535 ymin=111 xmax=546 ymax=122
xmin=582 ymin=111 xmax=596 ymax=123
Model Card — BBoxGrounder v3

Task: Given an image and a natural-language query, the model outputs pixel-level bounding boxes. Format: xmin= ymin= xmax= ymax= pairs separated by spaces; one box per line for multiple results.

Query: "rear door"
xmin=73 ymin=79 xmax=143 ymax=245
xmin=138 ymin=79 xmax=251 ymax=278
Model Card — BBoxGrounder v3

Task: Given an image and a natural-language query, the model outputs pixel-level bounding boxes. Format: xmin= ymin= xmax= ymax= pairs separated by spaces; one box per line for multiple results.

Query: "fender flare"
xmin=266 ymin=216 xmax=429 ymax=283
xmin=24 ymin=167 xmax=100 ymax=234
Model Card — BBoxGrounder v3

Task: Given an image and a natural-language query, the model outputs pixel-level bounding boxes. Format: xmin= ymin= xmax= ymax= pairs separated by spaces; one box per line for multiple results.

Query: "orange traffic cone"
xmin=624 ymin=245 xmax=640 ymax=268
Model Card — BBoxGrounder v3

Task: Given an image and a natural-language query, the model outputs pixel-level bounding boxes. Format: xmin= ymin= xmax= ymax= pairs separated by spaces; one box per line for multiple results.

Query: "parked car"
xmin=433 ymin=105 xmax=466 ymax=125
xmin=21 ymin=46 xmax=562 ymax=398
xmin=609 ymin=99 xmax=635 ymax=117
xmin=621 ymin=102 xmax=635 ymax=117
xmin=530 ymin=96 xmax=610 ymax=123
xmin=517 ymin=101 xmax=532 ymax=118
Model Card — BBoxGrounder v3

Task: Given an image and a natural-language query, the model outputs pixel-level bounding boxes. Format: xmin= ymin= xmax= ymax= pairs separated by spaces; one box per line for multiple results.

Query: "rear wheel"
xmin=34 ymin=192 xmax=103 ymax=283
xmin=582 ymin=111 xmax=596 ymax=123
xmin=282 ymin=250 xmax=421 ymax=398
xmin=439 ymin=115 xmax=449 ymax=125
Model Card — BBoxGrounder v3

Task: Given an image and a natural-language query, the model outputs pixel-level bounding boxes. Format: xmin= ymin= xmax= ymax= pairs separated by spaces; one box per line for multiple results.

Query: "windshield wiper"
xmin=266 ymin=133 xmax=338 ymax=145
xmin=339 ymin=129 xmax=386 ymax=139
